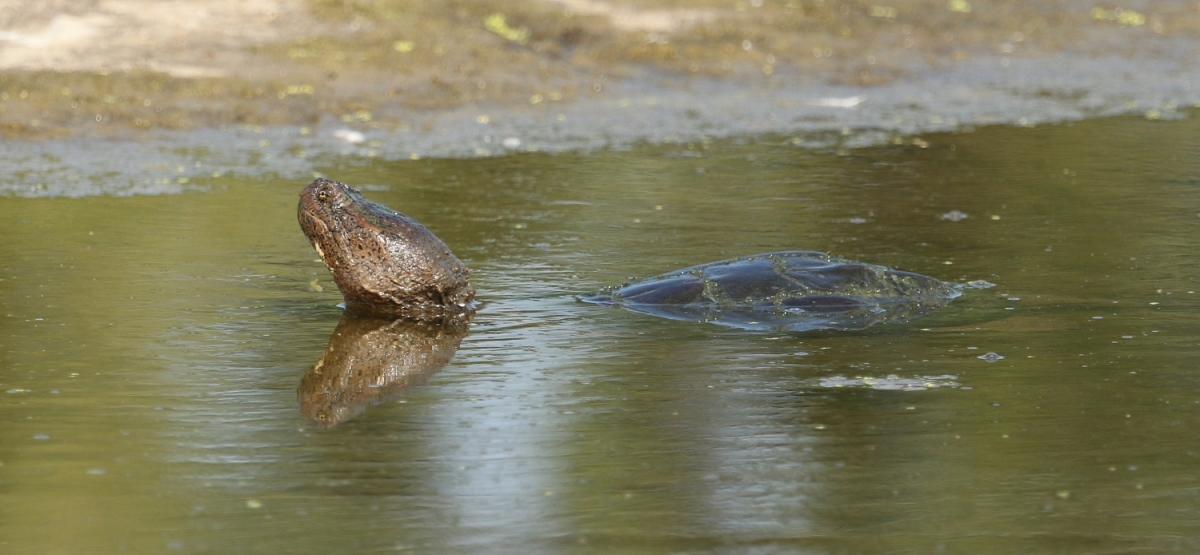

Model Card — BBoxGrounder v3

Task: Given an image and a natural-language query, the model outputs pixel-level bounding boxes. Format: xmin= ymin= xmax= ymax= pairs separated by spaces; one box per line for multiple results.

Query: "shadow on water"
xmin=298 ymin=314 xmax=468 ymax=427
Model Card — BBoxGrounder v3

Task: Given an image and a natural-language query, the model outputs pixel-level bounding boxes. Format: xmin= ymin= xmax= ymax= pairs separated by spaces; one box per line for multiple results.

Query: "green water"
xmin=3 ymin=114 xmax=1200 ymax=554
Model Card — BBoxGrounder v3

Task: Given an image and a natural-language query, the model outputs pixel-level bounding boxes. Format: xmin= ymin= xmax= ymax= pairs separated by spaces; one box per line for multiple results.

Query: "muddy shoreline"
xmin=1 ymin=0 xmax=1198 ymax=196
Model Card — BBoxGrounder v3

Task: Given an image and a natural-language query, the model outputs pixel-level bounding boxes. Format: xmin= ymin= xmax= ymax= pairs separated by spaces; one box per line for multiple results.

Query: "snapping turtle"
xmin=298 ymin=178 xmax=474 ymax=321
xmin=579 ymin=251 xmax=960 ymax=332
xmin=298 ymin=178 xmax=957 ymax=330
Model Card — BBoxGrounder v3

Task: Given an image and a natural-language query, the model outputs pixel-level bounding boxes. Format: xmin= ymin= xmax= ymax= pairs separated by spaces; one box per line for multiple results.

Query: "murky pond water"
xmin=3 ymin=114 xmax=1200 ymax=554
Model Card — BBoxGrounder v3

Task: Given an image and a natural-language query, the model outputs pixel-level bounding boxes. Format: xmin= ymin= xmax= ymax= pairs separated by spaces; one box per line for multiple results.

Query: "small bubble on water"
xmin=967 ymin=280 xmax=995 ymax=289
xmin=978 ymin=352 xmax=1004 ymax=362
xmin=86 ymin=468 xmax=107 ymax=476
xmin=33 ymin=434 xmax=50 ymax=440
xmin=939 ymin=210 xmax=968 ymax=222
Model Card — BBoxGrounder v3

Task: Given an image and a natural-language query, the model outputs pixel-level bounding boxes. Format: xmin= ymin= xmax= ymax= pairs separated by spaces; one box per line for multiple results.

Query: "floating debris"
xmin=808 ymin=96 xmax=864 ymax=108
xmin=333 ymin=129 xmax=366 ymax=144
xmin=484 ymin=13 xmax=530 ymax=44
xmin=818 ymin=374 xmax=961 ymax=391
xmin=284 ymin=84 xmax=314 ymax=95
xmin=1091 ymin=7 xmax=1145 ymax=26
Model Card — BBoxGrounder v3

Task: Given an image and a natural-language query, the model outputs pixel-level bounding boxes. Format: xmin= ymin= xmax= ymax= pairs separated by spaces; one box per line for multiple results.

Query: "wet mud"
xmin=0 ymin=0 xmax=1198 ymax=195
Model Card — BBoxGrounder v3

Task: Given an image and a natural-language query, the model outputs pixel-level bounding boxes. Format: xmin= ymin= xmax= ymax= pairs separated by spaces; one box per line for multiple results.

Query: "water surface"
xmin=3 ymin=114 xmax=1200 ymax=554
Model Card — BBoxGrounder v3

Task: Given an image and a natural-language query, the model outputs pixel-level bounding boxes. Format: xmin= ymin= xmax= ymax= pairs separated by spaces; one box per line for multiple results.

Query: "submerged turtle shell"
xmin=580 ymin=251 xmax=960 ymax=332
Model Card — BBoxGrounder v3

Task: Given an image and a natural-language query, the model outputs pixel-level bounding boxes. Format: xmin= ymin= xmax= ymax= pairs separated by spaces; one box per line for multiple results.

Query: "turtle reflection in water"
xmin=580 ymin=251 xmax=960 ymax=332
xmin=298 ymin=315 xmax=468 ymax=427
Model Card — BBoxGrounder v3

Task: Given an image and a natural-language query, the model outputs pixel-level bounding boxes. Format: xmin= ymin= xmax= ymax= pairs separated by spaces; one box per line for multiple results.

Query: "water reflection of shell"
xmin=298 ymin=314 xmax=469 ymax=427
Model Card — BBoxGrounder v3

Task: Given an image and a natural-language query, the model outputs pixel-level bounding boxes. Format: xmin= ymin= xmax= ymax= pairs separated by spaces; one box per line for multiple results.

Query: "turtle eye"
xmin=317 ymin=189 xmax=330 ymax=202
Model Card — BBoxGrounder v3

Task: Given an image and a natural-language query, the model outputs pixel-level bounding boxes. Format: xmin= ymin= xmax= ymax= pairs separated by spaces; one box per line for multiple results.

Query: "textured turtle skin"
xmin=298 ymin=178 xmax=474 ymax=321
